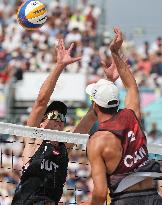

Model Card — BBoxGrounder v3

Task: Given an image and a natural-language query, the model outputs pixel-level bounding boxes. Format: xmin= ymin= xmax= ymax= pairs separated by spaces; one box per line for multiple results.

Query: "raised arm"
xmin=101 ymin=57 xmax=119 ymax=83
xmin=110 ymin=28 xmax=141 ymax=120
xmin=73 ymin=107 xmax=97 ymax=134
xmin=27 ymin=40 xmax=81 ymax=127
xmin=64 ymin=106 xmax=97 ymax=151
xmin=81 ymin=134 xmax=108 ymax=205
xmin=73 ymin=58 xmax=120 ymax=146
xmin=74 ymin=53 xmax=121 ymax=136
xmin=22 ymin=40 xmax=81 ymax=165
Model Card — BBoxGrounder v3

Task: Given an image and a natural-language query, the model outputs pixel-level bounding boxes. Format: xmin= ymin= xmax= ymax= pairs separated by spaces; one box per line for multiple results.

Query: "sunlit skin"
xmin=12 ymin=38 xmax=97 ymax=205
xmin=40 ymin=110 xmax=65 ymax=146
xmin=40 ymin=118 xmax=64 ymax=131
xmin=21 ymin=39 xmax=87 ymax=166
xmin=80 ymin=28 xmax=153 ymax=205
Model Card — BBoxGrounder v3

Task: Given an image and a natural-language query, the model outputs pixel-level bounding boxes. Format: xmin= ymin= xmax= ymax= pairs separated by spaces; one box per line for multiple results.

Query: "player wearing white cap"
xmin=82 ymin=28 xmax=162 ymax=205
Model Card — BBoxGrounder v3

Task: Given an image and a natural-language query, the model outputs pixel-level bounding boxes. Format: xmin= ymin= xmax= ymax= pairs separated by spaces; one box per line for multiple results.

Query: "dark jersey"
xmin=96 ymin=108 xmax=161 ymax=194
xmin=99 ymin=108 xmax=148 ymax=173
xmin=12 ymin=141 xmax=69 ymax=205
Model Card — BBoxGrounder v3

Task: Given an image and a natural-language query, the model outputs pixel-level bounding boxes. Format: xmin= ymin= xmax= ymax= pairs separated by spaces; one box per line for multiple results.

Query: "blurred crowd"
xmin=0 ymin=0 xmax=162 ymax=204
xmin=0 ymin=0 xmax=102 ymax=83
xmin=0 ymin=0 xmax=162 ymax=93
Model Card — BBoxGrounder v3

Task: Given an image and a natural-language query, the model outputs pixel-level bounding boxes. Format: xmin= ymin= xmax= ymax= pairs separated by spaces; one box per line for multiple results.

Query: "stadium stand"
xmin=0 ymin=0 xmax=162 ymax=204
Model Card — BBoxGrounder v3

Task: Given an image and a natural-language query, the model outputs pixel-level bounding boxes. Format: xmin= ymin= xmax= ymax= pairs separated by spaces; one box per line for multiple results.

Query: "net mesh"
xmin=0 ymin=123 xmax=161 ymax=205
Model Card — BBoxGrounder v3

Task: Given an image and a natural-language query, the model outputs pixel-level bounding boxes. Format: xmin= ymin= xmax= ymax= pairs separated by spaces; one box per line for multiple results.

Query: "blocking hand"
xmin=101 ymin=54 xmax=131 ymax=82
xmin=101 ymin=58 xmax=119 ymax=82
xmin=110 ymin=27 xmax=123 ymax=54
xmin=56 ymin=39 xmax=82 ymax=67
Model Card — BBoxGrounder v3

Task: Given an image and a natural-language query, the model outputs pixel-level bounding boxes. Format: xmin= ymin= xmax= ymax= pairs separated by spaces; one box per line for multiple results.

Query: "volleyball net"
xmin=0 ymin=122 xmax=162 ymax=204
xmin=0 ymin=121 xmax=161 ymax=153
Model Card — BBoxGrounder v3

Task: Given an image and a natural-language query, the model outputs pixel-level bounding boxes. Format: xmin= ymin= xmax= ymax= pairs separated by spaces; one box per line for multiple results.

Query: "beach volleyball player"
xmin=82 ymin=28 xmax=162 ymax=205
xmin=11 ymin=39 xmax=96 ymax=205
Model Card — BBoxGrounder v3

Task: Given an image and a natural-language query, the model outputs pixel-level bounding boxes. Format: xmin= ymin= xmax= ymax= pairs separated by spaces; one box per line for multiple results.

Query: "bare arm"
xmin=66 ymin=107 xmax=97 ymax=151
xmin=27 ymin=40 xmax=81 ymax=128
xmin=22 ymin=40 xmax=81 ymax=165
xmin=84 ymin=135 xmax=108 ymax=205
xmin=22 ymin=63 xmax=65 ymax=165
xmin=73 ymin=108 xmax=97 ymax=134
xmin=110 ymin=28 xmax=141 ymax=120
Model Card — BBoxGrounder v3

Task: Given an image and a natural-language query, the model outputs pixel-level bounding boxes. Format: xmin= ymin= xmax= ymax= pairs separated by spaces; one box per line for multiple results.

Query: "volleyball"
xmin=17 ymin=0 xmax=47 ymax=30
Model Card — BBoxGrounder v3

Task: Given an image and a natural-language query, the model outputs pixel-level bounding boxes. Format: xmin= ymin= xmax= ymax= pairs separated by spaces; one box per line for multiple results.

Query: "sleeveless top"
xmin=95 ymin=109 xmax=161 ymax=194
xmin=12 ymin=141 xmax=69 ymax=204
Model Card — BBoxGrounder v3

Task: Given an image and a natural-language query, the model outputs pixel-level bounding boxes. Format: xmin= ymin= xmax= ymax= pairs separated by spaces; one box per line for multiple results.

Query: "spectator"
xmin=147 ymin=122 xmax=161 ymax=143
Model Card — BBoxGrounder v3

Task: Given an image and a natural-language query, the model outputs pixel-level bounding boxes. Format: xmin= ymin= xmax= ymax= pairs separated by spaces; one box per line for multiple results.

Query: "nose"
xmin=45 ymin=120 xmax=63 ymax=130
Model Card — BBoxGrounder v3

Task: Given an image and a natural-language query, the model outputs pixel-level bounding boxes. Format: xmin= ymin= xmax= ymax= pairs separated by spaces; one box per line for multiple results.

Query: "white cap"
xmin=86 ymin=79 xmax=119 ymax=108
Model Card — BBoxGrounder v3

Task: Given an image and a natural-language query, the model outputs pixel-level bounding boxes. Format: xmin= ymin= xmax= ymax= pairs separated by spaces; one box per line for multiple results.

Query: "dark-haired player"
xmin=12 ymin=39 xmax=96 ymax=205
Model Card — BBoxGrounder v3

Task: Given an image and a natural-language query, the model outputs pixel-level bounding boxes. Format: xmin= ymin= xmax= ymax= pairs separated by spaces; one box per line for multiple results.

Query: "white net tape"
xmin=0 ymin=121 xmax=161 ymax=155
xmin=0 ymin=121 xmax=162 ymax=205
xmin=0 ymin=122 xmax=88 ymax=145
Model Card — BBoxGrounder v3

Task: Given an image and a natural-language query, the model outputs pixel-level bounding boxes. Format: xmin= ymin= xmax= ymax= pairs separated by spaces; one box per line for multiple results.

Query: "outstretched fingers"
xmin=113 ymin=27 xmax=122 ymax=43
xmin=56 ymin=39 xmax=59 ymax=49
xmin=110 ymin=27 xmax=123 ymax=52
xmin=114 ymin=27 xmax=122 ymax=36
xmin=71 ymin=56 xmax=82 ymax=63
xmin=68 ymin=42 xmax=82 ymax=63
xmin=56 ymin=39 xmax=62 ymax=52
xmin=61 ymin=39 xmax=65 ymax=50
xmin=114 ymin=27 xmax=123 ymax=42
xmin=68 ymin=42 xmax=75 ymax=54
xmin=111 ymin=33 xmax=118 ymax=45
xmin=114 ymin=27 xmax=120 ymax=33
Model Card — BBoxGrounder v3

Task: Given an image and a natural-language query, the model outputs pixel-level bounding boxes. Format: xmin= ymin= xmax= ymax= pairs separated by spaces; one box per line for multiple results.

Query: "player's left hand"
xmin=56 ymin=39 xmax=82 ymax=67
xmin=110 ymin=27 xmax=123 ymax=53
xmin=101 ymin=58 xmax=119 ymax=82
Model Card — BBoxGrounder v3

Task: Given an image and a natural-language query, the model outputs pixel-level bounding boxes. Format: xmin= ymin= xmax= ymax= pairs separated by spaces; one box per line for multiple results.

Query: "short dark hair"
xmin=45 ymin=101 xmax=67 ymax=116
xmin=97 ymin=105 xmax=118 ymax=115
xmin=97 ymin=100 xmax=119 ymax=115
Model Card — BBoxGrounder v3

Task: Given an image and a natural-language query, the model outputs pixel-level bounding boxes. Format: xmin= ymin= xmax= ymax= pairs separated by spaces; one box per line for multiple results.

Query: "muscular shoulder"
xmin=89 ymin=130 xmax=119 ymax=144
xmin=87 ymin=131 xmax=121 ymax=156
